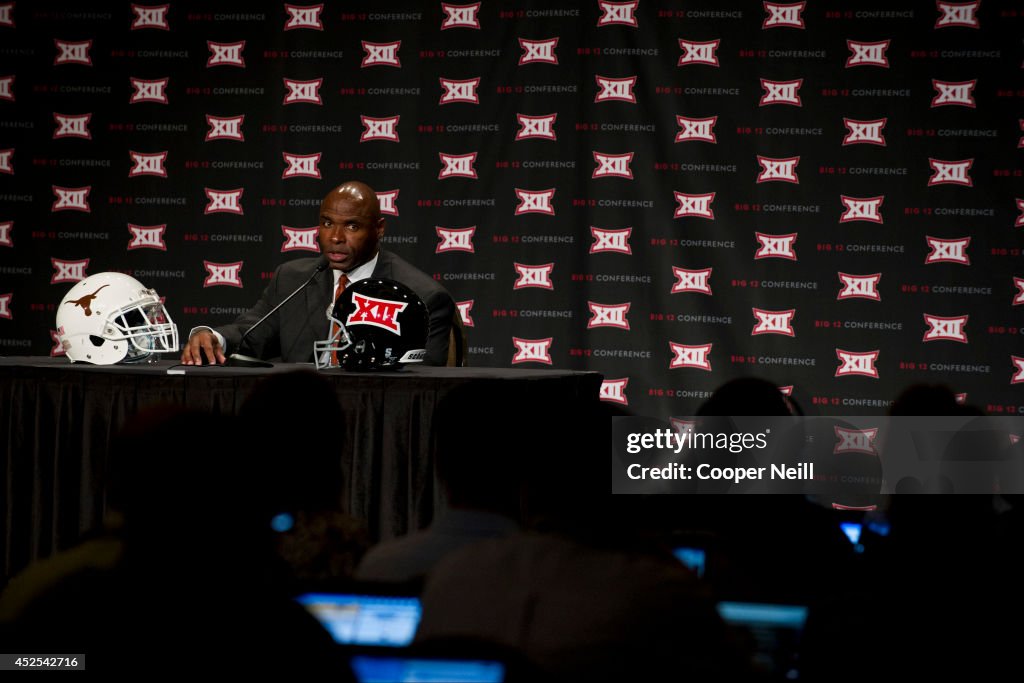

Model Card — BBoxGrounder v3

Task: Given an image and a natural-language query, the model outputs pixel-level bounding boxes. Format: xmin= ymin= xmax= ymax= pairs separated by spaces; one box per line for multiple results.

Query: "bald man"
xmin=182 ymin=181 xmax=455 ymax=366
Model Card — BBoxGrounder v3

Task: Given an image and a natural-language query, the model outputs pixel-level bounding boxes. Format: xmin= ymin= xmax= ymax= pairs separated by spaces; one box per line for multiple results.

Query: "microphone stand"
xmin=226 ymin=258 xmax=329 ymax=368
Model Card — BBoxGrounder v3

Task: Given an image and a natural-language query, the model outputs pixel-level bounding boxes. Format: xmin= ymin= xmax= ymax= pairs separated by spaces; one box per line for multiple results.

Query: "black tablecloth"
xmin=0 ymin=357 xmax=602 ymax=584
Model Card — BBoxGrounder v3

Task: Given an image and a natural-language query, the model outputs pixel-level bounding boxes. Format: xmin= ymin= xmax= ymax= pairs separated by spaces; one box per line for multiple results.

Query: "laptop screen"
xmin=717 ymin=601 xmax=809 ymax=680
xmin=672 ymin=546 xmax=707 ymax=578
xmin=350 ymin=655 xmax=506 ymax=683
xmin=294 ymin=592 xmax=422 ymax=647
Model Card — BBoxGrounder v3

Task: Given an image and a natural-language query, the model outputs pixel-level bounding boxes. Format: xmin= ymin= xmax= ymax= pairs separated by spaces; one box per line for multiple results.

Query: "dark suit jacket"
xmin=216 ymin=250 xmax=455 ymax=365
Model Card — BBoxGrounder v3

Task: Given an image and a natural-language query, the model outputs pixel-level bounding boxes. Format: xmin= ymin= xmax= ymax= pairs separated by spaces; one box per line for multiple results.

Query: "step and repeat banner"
xmin=1 ymin=1 xmax=1022 ymax=418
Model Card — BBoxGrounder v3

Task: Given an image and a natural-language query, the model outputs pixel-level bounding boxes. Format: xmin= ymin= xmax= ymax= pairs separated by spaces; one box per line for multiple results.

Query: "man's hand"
xmin=181 ymin=329 xmax=227 ymax=365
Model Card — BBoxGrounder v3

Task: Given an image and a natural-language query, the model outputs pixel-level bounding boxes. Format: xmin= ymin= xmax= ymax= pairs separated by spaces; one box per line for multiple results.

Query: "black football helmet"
xmin=314 ymin=278 xmax=429 ymax=370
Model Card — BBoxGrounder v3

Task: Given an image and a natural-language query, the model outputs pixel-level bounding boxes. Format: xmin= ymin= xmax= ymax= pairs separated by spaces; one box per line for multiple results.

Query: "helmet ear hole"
xmin=89 ymin=335 xmax=107 ymax=347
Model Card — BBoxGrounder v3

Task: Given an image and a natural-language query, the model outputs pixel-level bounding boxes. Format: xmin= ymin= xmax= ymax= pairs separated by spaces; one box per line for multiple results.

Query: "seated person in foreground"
xmin=355 ymin=384 xmax=526 ymax=582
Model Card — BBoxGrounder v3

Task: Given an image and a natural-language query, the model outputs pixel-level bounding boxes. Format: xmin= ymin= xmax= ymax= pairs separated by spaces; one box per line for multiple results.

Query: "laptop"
xmin=294 ymin=590 xmax=422 ymax=647
xmin=717 ymin=601 xmax=809 ymax=680
xmin=349 ymin=655 xmax=506 ymax=683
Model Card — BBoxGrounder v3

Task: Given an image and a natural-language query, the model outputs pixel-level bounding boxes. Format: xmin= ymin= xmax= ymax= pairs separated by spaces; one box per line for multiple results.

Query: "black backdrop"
xmin=2 ymin=1 xmax=1023 ymax=419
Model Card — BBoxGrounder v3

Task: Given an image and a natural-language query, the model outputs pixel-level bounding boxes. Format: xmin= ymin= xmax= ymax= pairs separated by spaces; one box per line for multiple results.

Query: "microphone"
xmin=226 ymin=256 xmax=330 ymax=368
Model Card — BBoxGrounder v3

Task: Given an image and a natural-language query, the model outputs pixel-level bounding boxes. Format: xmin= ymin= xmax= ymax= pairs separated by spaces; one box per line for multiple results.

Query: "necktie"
xmin=330 ymin=273 xmax=349 ymax=365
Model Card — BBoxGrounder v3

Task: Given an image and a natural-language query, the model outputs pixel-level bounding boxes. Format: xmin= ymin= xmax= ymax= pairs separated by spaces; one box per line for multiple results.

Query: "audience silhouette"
xmin=2 ymin=375 xmax=1019 ymax=679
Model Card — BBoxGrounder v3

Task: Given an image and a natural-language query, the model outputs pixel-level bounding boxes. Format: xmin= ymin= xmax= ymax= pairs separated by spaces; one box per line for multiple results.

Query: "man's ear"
xmin=377 ymin=218 xmax=386 ymax=237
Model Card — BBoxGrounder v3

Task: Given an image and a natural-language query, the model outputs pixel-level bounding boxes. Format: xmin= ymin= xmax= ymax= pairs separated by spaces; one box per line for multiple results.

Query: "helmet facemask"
xmin=108 ymin=296 xmax=179 ymax=363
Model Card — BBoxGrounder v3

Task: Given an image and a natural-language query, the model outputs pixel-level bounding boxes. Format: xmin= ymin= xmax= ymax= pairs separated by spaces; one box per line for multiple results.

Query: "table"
xmin=0 ymin=357 xmax=602 ymax=586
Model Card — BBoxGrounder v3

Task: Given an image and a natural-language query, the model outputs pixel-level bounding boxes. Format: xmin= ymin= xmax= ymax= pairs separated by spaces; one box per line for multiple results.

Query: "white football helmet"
xmin=56 ymin=272 xmax=179 ymax=364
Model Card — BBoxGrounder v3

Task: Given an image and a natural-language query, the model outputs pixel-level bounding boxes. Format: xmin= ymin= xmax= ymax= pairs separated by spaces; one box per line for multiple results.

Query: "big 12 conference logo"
xmin=203 ymin=261 xmax=243 ymax=288
xmin=131 ymin=4 xmax=170 ymax=30
xmin=763 ymin=2 xmax=806 ymax=29
xmin=436 ymin=226 xmax=476 ymax=253
xmin=128 ymin=224 xmax=167 ymax=251
xmin=51 ymin=257 xmax=89 ymax=284
xmin=204 ymin=188 xmax=244 ymax=215
xmin=515 ymin=188 xmax=555 ymax=215
xmin=54 ymin=113 xmax=92 ymax=140
xmin=128 ymin=150 xmax=168 ymax=178
xmin=673 ymin=191 xmax=715 ymax=219
xmin=438 ymin=152 xmax=478 ymax=179
xmin=837 ymin=272 xmax=881 ymax=301
xmin=676 ymin=115 xmax=717 ymax=143
xmin=833 ymin=427 xmax=879 ymax=455
xmin=282 ymin=152 xmax=322 ymax=179
xmin=587 ymin=302 xmax=630 ymax=329
xmin=281 ymin=226 xmax=319 ymax=253
xmin=678 ymin=39 xmax=719 ymax=66
xmin=760 ymin=78 xmax=802 ymax=106
xmin=846 ymin=39 xmax=890 ymax=68
xmin=456 ymin=300 xmax=474 ymax=327
xmin=377 ymin=189 xmax=399 ymax=216
xmin=360 ymin=115 xmax=400 ymax=142
xmin=1012 ymin=356 xmax=1024 ymax=385
xmin=0 ymin=75 xmax=13 ymax=101
xmin=513 ymin=262 xmax=554 ymax=289
xmin=512 ymin=337 xmax=553 ymax=365
xmin=130 ymin=77 xmax=169 ymax=104
xmin=361 ymin=40 xmax=401 ymax=67
xmin=669 ymin=342 xmax=712 ymax=370
xmin=935 ymin=1 xmax=980 ymax=29
xmin=206 ymin=40 xmax=246 ymax=69
xmin=751 ymin=308 xmax=796 ymax=336
xmin=835 ymin=349 xmax=879 ymax=378
xmin=590 ymin=226 xmax=631 ymax=254
xmin=516 ymin=113 xmax=557 ymax=141
xmin=932 ymin=79 xmax=976 ymax=107
xmin=52 ymin=185 xmax=91 ymax=212
xmin=347 ymin=293 xmax=408 ymax=333
xmin=518 ymin=37 xmax=558 ymax=65
xmin=840 ymin=195 xmax=883 ymax=223
xmin=671 ymin=267 xmax=712 ymax=295
xmin=925 ymin=236 xmax=971 ymax=265
xmin=284 ymin=4 xmax=324 ymax=30
xmin=922 ymin=314 xmax=969 ymax=343
xmin=842 ymin=118 xmax=886 ymax=146
xmin=600 ymin=378 xmax=629 ymax=405
xmin=927 ymin=158 xmax=973 ymax=187
xmin=598 ymin=378 xmax=626 ymax=405
xmin=207 ymin=40 xmax=246 ymax=68
xmin=597 ymin=1 xmax=639 ymax=27
xmin=755 ymin=232 xmax=797 ymax=260
xmin=205 ymin=114 xmax=244 ymax=142
xmin=595 ymin=75 xmax=637 ymax=103
xmin=756 ymin=155 xmax=799 ymax=183
xmin=283 ymin=78 xmax=322 ymax=105
xmin=54 ymin=39 xmax=92 ymax=66
xmin=439 ymin=77 xmax=480 ymax=104
xmin=441 ymin=2 xmax=481 ymax=29
xmin=592 ymin=151 xmax=634 ymax=179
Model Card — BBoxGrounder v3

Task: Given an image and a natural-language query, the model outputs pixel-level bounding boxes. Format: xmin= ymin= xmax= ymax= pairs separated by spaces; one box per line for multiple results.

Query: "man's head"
xmin=318 ymin=181 xmax=385 ymax=272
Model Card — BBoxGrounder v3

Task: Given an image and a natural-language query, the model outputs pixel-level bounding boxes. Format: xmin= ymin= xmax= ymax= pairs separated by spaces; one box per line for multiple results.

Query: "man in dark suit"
xmin=181 ymin=181 xmax=455 ymax=366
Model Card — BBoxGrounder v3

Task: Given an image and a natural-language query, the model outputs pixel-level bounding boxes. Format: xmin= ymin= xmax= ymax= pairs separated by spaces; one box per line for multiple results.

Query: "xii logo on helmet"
xmin=347 ymin=293 xmax=408 ymax=334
